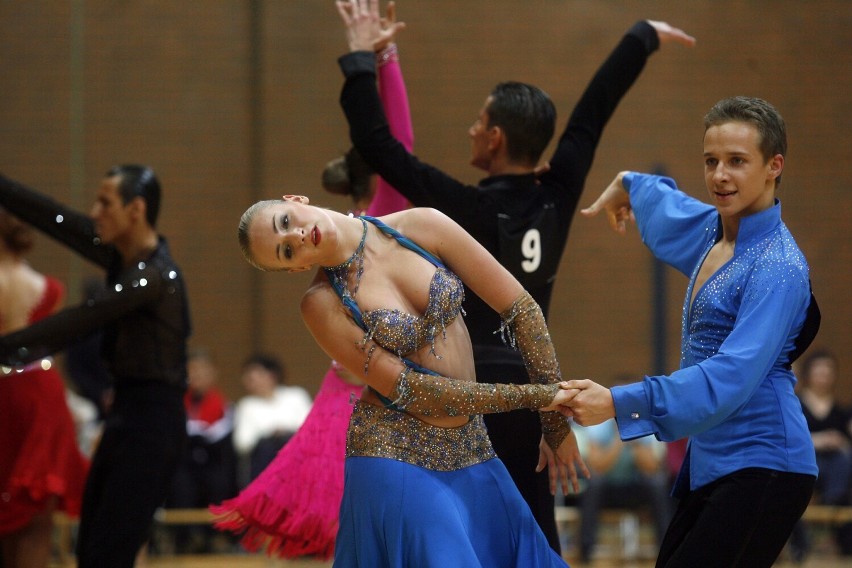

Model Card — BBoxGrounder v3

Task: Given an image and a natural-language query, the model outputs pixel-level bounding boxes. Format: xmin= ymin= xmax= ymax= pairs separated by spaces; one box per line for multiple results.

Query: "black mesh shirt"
xmin=339 ymin=21 xmax=661 ymax=351
xmin=0 ymin=174 xmax=191 ymax=389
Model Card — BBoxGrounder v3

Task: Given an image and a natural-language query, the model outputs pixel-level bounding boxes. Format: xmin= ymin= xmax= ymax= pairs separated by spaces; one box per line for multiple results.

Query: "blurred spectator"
xmin=166 ymin=349 xmax=238 ymax=553
xmin=64 ymin=386 xmax=102 ymax=458
xmin=665 ymin=438 xmax=688 ymax=487
xmin=795 ymin=349 xmax=852 ymax=556
xmin=577 ymin=377 xmax=674 ymax=563
xmin=233 ymin=353 xmax=312 ymax=485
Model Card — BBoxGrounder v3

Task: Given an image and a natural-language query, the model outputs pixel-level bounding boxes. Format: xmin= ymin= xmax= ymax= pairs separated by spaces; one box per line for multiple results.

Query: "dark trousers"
xmin=76 ymin=384 xmax=186 ymax=568
xmin=476 ymin=348 xmax=560 ymax=553
xmin=657 ymin=467 xmax=815 ymax=568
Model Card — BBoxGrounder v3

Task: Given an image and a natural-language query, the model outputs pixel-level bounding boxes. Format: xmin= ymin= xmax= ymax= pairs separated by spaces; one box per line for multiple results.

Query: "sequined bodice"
xmin=325 ymin=216 xmax=465 ymax=363
xmin=362 ymin=267 xmax=464 ymax=358
xmin=347 ymin=400 xmax=495 ymax=470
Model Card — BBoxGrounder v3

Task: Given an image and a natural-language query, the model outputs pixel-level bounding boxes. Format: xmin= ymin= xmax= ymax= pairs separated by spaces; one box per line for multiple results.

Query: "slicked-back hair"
xmin=487 ymin=82 xmax=556 ymax=166
xmin=704 ymin=96 xmax=787 ymax=186
xmin=106 ymin=164 xmax=162 ymax=226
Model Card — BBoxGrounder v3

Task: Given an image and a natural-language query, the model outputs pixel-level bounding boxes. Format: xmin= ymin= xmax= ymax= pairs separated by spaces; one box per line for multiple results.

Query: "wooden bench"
xmin=800 ymin=505 xmax=852 ymax=524
xmin=153 ymin=507 xmax=216 ymax=525
xmin=555 ymin=505 xmax=656 ymax=560
xmin=554 ymin=504 xmax=852 ymax=561
xmin=52 ymin=505 xmax=852 ymax=562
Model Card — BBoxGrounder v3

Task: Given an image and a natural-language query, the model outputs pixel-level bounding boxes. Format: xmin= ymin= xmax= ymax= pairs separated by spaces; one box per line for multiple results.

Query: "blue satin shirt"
xmin=611 ymin=173 xmax=818 ymax=495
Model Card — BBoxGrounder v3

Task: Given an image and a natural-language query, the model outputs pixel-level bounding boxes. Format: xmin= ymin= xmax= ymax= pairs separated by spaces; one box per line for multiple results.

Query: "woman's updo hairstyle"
xmin=321 ymin=147 xmax=375 ymax=203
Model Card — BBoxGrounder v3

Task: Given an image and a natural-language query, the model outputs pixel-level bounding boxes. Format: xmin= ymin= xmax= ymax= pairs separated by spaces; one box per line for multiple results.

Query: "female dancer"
xmin=236 ymin=194 xmax=586 ymax=566
xmin=0 ymin=209 xmax=89 ymax=568
xmin=210 ymin=2 xmax=412 ymax=559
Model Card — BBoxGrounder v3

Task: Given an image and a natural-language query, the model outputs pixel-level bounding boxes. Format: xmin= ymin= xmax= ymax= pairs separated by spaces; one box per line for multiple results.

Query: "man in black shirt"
xmin=0 ymin=165 xmax=191 ymax=567
xmin=337 ymin=4 xmax=694 ymax=551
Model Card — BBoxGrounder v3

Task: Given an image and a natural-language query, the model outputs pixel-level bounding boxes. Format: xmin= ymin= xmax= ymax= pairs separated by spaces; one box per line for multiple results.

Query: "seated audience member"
xmin=233 ymin=353 xmax=312 ymax=484
xmin=578 ymin=377 xmax=674 ymax=563
xmin=796 ymin=349 xmax=852 ymax=556
xmin=664 ymin=438 xmax=688 ymax=487
xmin=167 ymin=349 xmax=238 ymax=553
xmin=64 ymin=385 xmax=102 ymax=458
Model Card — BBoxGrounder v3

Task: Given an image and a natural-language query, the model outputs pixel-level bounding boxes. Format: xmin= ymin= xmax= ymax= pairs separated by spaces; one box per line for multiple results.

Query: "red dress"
xmin=0 ymin=276 xmax=90 ymax=533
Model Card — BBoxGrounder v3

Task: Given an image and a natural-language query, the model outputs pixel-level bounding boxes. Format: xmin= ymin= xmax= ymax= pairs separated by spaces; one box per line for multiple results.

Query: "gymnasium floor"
xmin=130 ymin=554 xmax=850 ymax=568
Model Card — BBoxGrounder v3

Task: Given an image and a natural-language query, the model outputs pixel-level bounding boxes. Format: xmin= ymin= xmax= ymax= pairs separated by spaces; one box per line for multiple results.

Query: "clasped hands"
xmin=542 ymin=379 xmax=616 ymax=428
xmin=535 ymin=379 xmax=616 ymax=496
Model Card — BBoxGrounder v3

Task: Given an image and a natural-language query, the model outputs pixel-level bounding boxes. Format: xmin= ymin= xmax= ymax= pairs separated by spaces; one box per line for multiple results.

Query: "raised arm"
xmin=0 ymin=174 xmax=115 ymax=268
xmin=543 ymin=20 xmax=694 ymax=208
xmin=366 ymin=4 xmax=412 ymax=216
xmin=337 ymin=0 xmax=476 ymax=220
xmin=583 ymin=172 xmax=717 ymax=275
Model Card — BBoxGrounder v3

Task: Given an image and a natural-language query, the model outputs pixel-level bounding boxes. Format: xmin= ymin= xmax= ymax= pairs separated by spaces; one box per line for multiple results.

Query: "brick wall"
xmin=0 ymin=1 xmax=849 ymax=403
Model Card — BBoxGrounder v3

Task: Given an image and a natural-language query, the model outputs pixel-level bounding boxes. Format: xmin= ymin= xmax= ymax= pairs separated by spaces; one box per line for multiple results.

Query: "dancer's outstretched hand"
xmin=337 ymin=0 xmax=406 ymax=53
xmin=580 ymin=172 xmax=634 ymax=234
xmin=647 ymin=20 xmax=697 ymax=48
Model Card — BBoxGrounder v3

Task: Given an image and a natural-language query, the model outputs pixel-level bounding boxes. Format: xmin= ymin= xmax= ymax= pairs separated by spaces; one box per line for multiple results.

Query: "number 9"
xmin=521 ymin=229 xmax=541 ymax=273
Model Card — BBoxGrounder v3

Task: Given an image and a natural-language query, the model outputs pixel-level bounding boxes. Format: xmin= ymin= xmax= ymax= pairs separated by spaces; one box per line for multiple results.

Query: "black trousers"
xmin=657 ymin=467 xmax=815 ymax=568
xmin=76 ymin=383 xmax=186 ymax=568
xmin=476 ymin=347 xmax=560 ymax=553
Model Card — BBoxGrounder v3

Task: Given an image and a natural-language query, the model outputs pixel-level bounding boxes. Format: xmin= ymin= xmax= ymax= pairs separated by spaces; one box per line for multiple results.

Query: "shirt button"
xmin=630 ymin=412 xmax=640 ymax=420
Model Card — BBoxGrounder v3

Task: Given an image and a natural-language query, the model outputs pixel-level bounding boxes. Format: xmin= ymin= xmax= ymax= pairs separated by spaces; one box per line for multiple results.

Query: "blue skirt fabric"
xmin=334 ymin=455 xmax=568 ymax=567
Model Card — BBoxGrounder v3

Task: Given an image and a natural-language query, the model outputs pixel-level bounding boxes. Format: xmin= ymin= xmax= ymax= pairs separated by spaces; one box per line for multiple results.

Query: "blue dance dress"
xmin=327 ymin=217 xmax=567 ymax=567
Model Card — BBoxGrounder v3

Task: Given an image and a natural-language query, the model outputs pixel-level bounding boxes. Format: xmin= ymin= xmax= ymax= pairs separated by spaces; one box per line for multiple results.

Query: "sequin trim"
xmin=346 ymin=401 xmax=496 ymax=471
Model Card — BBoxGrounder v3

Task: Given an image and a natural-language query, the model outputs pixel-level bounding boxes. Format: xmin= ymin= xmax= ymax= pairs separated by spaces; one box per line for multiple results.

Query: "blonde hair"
xmin=237 ymin=199 xmax=284 ymax=272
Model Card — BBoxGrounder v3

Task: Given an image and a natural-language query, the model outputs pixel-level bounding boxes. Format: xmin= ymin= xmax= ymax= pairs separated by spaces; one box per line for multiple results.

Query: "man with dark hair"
xmin=0 ymin=165 xmax=191 ymax=567
xmin=336 ymin=0 xmax=695 ymax=550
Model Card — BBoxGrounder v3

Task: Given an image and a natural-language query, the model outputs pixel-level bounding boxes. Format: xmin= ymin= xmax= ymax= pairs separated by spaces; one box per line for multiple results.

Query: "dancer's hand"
xmin=561 ymin=379 xmax=616 ymax=427
xmin=337 ymin=0 xmax=405 ymax=53
xmin=580 ymin=172 xmax=634 ymax=234
xmin=537 ymin=429 xmax=590 ymax=495
xmin=374 ymin=1 xmax=405 ymax=52
xmin=647 ymin=20 xmax=697 ymax=48
xmin=539 ymin=382 xmax=579 ymax=412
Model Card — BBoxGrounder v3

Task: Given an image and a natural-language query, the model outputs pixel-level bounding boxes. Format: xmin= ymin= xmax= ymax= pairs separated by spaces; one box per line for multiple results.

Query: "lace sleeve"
xmin=499 ymin=291 xmax=571 ymax=450
xmin=387 ymin=367 xmax=560 ymax=417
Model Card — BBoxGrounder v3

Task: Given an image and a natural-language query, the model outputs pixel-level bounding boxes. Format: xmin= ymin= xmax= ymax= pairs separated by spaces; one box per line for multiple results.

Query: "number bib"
xmin=496 ymin=203 xmax=561 ymax=289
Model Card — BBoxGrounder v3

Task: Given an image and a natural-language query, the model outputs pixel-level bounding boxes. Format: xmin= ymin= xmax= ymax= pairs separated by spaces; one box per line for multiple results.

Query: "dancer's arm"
xmin=543 ymin=20 xmax=694 ymax=205
xmin=0 ymin=263 xmax=166 ymax=365
xmin=366 ymin=41 xmax=412 ymax=217
xmin=0 ymin=173 xmax=115 ymax=268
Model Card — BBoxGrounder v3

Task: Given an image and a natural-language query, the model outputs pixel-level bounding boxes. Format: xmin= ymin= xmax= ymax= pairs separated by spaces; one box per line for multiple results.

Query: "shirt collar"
xmin=734 ymin=198 xmax=783 ymax=249
xmin=479 ymin=173 xmax=537 ymax=190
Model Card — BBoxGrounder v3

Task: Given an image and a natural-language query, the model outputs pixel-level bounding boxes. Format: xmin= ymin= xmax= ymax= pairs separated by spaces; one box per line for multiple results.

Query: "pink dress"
xmin=211 ymin=45 xmax=413 ymax=559
xmin=0 ymin=276 xmax=89 ymax=534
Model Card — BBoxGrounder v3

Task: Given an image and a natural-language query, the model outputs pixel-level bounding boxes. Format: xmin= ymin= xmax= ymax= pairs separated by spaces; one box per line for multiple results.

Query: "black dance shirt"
xmin=339 ymin=21 xmax=660 ymax=351
xmin=0 ymin=174 xmax=191 ymax=389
